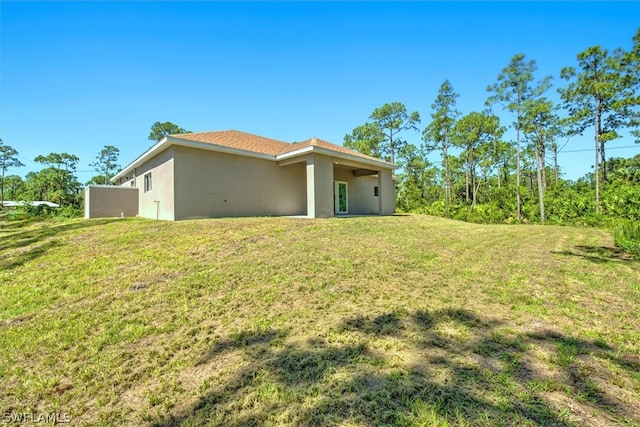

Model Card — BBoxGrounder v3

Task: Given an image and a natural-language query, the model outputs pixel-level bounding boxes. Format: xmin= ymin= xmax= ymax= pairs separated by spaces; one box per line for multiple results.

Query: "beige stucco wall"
xmin=116 ymin=175 xmax=135 ymax=187
xmin=133 ymin=147 xmax=175 ymax=220
xmin=379 ymin=169 xmax=396 ymax=215
xmin=333 ymin=169 xmax=378 ymax=215
xmin=172 ymin=146 xmax=306 ymax=219
xmin=306 ymin=154 xmax=334 ymax=218
xmin=84 ymin=185 xmax=138 ymax=218
xmin=114 ymin=143 xmax=395 ymax=220
xmin=332 ymin=167 xmax=395 ymax=215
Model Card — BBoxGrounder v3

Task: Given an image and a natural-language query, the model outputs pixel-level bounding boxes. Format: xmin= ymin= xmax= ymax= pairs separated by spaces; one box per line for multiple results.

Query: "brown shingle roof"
xmin=171 ymin=130 xmax=392 ymax=165
xmin=170 ymin=130 xmax=291 ymax=156
xmin=114 ymin=130 xmax=394 ymax=183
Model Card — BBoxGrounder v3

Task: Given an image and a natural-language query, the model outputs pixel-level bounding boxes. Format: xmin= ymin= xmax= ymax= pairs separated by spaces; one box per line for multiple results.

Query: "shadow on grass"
xmin=0 ymin=239 xmax=65 ymax=270
xmin=553 ymin=245 xmax=639 ymax=263
xmin=0 ymin=216 xmax=32 ymax=230
xmin=0 ymin=218 xmax=122 ymax=270
xmin=153 ymin=309 xmax=638 ymax=426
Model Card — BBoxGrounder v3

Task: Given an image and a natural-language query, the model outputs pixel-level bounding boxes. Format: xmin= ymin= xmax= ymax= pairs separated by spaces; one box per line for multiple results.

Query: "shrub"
xmin=55 ymin=205 xmax=83 ymax=218
xmin=602 ymin=184 xmax=640 ymax=221
xmin=17 ymin=203 xmax=51 ymax=218
xmin=614 ymin=220 xmax=640 ymax=259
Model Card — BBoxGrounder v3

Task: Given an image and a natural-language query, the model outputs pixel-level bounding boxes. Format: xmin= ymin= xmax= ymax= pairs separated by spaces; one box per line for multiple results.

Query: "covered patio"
xmin=276 ymin=145 xmax=395 ymax=218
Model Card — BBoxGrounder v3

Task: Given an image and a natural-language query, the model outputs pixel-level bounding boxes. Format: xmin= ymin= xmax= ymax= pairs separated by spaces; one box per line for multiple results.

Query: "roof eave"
xmin=112 ymin=136 xmax=170 ymax=182
xmin=276 ymin=146 xmax=396 ymax=170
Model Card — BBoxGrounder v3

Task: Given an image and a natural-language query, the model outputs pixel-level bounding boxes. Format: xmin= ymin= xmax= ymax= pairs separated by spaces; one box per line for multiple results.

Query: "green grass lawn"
xmin=1 ymin=215 xmax=639 ymax=426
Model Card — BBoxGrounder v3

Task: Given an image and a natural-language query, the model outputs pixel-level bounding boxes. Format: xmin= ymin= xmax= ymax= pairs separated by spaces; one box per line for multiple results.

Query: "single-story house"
xmin=85 ymin=130 xmax=396 ymax=220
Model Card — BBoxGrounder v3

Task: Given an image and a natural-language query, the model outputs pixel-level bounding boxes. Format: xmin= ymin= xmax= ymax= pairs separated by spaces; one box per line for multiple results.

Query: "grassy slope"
xmin=0 ymin=215 xmax=639 ymax=426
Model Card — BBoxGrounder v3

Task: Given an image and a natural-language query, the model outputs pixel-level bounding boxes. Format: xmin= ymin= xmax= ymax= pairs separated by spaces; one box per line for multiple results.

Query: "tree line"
xmin=344 ymin=29 xmax=640 ymax=225
xmin=0 ymin=122 xmax=191 ymax=216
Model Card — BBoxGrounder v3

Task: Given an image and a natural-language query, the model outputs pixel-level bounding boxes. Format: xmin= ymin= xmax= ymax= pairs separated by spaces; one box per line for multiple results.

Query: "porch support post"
xmin=378 ymin=171 xmax=383 ymax=215
xmin=306 ymin=155 xmax=334 ymax=218
xmin=377 ymin=169 xmax=395 ymax=215
xmin=306 ymin=156 xmax=317 ymax=218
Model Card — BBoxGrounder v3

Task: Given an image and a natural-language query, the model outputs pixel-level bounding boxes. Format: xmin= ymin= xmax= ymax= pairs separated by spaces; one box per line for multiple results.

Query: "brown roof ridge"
xmin=170 ymin=129 xmax=289 ymax=145
xmin=168 ymin=129 xmax=291 ymax=156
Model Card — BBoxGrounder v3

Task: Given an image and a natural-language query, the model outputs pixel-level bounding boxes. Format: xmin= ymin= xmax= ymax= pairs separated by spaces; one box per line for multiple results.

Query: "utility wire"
xmin=560 ymin=145 xmax=638 ymax=153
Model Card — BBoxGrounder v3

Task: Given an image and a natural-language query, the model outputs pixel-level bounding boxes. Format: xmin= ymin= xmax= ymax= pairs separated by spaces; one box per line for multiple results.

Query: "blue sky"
xmin=1 ymin=1 xmax=639 ymax=182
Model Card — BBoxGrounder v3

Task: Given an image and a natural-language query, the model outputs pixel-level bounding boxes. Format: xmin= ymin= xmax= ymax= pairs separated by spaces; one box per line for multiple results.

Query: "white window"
xmin=144 ymin=173 xmax=152 ymax=193
xmin=374 ymin=186 xmax=379 ymax=197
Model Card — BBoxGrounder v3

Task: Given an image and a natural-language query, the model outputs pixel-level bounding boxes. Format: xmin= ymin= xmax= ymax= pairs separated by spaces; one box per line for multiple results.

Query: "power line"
xmin=560 ymin=145 xmax=638 ymax=154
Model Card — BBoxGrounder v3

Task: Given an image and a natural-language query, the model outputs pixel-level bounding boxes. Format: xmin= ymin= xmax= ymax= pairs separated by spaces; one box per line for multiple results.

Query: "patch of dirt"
xmin=50 ymin=382 xmax=73 ymax=396
xmin=128 ymin=272 xmax=186 ymax=291
xmin=543 ymin=391 xmax=618 ymax=427
xmin=0 ymin=314 xmax=34 ymax=328
xmin=575 ymin=354 xmax=640 ymax=422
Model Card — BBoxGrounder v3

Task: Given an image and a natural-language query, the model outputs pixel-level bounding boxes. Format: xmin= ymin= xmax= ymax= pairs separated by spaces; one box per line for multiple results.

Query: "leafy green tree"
xmin=548 ymin=140 xmax=563 ymax=186
xmin=343 ymin=123 xmax=385 ymax=158
xmin=617 ymin=29 xmax=640 ymax=142
xmin=395 ymin=144 xmax=437 ymax=212
xmin=478 ymin=137 xmax=510 ymax=194
xmin=451 ymin=112 xmax=504 ymax=208
xmin=0 ymin=139 xmax=25 ymax=205
xmin=2 ymin=175 xmax=25 ymax=201
xmin=34 ymin=152 xmax=79 ymax=171
xmin=346 ymin=102 xmax=420 ymax=165
xmin=371 ymin=102 xmax=420 ymax=164
xmin=424 ymin=80 xmax=460 ymax=217
xmin=24 ymin=170 xmax=54 ymax=202
xmin=522 ymin=98 xmax=562 ymax=224
xmin=607 ymin=155 xmax=640 ymax=184
xmin=559 ymin=33 xmax=638 ymax=212
xmin=446 ymin=154 xmax=463 ymax=197
xmin=89 ymin=145 xmax=120 ymax=185
xmin=601 ymin=154 xmax=640 ymax=221
xmin=85 ymin=175 xmax=110 ymax=186
xmin=33 ymin=152 xmax=82 ymax=206
xmin=487 ymin=53 xmax=551 ymax=221
xmin=487 ymin=139 xmax=515 ymax=190
xmin=148 ymin=121 xmax=191 ymax=142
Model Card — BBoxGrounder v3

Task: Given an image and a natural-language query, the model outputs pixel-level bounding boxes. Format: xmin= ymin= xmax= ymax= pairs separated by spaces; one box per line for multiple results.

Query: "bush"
xmin=465 ymin=203 xmax=507 ymax=224
xmin=55 ymin=205 xmax=83 ymax=218
xmin=5 ymin=208 xmax=28 ymax=221
xmin=17 ymin=203 xmax=52 ymax=218
xmin=602 ymin=184 xmax=640 ymax=221
xmin=614 ymin=220 xmax=640 ymax=259
xmin=3 ymin=202 xmax=82 ymax=220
